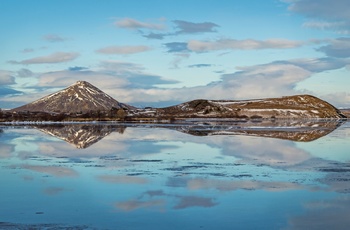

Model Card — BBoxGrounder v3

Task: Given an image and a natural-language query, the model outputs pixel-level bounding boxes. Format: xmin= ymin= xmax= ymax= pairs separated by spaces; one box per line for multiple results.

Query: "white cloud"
xmin=188 ymin=38 xmax=304 ymax=52
xmin=96 ymin=45 xmax=151 ymax=55
xmin=9 ymin=52 xmax=79 ymax=65
xmin=115 ymin=18 xmax=165 ymax=30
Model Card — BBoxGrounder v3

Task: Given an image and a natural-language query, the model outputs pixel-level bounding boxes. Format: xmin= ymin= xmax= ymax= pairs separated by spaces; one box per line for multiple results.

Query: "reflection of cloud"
xmin=222 ymin=136 xmax=311 ymax=166
xmin=143 ymin=190 xmax=167 ymax=197
xmin=186 ymin=178 xmax=305 ymax=192
xmin=116 ymin=199 xmax=165 ymax=212
xmin=0 ymin=143 xmax=14 ymax=158
xmin=98 ymin=175 xmax=148 ymax=184
xmin=22 ymin=165 xmax=78 ymax=177
xmin=22 ymin=175 xmax=34 ymax=181
xmin=174 ymin=196 xmax=217 ymax=209
xmin=318 ymin=172 xmax=350 ymax=193
xmin=116 ymin=189 xmax=217 ymax=212
xmin=43 ymin=187 xmax=67 ymax=195
xmin=287 ymin=196 xmax=350 ymax=230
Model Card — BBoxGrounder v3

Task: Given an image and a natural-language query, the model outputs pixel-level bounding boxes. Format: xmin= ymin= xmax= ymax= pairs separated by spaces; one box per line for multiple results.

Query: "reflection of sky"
xmin=296 ymin=122 xmax=350 ymax=162
xmin=0 ymin=123 xmax=349 ymax=229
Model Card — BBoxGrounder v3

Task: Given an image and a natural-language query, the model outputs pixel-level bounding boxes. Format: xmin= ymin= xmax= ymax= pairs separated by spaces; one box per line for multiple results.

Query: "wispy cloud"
xmin=173 ymin=20 xmax=219 ymax=34
xmin=21 ymin=48 xmax=34 ymax=53
xmin=316 ymin=37 xmax=350 ymax=58
xmin=115 ymin=18 xmax=165 ymax=30
xmin=116 ymin=199 xmax=165 ymax=211
xmin=16 ymin=68 xmax=34 ymax=78
xmin=68 ymin=66 xmax=88 ymax=71
xmin=98 ymin=175 xmax=148 ymax=184
xmin=142 ymin=20 xmax=220 ymax=40
xmin=142 ymin=32 xmax=166 ymax=40
xmin=188 ymin=64 xmax=212 ymax=68
xmin=43 ymin=34 xmax=67 ymax=42
xmin=96 ymin=45 xmax=151 ymax=55
xmin=288 ymin=0 xmax=350 ymax=33
xmin=8 ymin=52 xmax=79 ymax=65
xmin=188 ymin=38 xmax=304 ymax=52
xmin=164 ymin=42 xmax=189 ymax=53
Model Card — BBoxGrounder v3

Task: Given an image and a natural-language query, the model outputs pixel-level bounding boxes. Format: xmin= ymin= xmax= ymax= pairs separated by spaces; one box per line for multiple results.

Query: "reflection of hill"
xmin=36 ymin=124 xmax=126 ymax=148
xmin=169 ymin=120 xmax=343 ymax=142
xmin=31 ymin=120 xmax=343 ymax=149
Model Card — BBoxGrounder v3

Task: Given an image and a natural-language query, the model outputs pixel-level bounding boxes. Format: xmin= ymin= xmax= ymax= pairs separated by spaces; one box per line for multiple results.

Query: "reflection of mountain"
xmin=166 ymin=120 xmax=344 ymax=142
xmin=36 ymin=124 xmax=126 ymax=149
xmin=32 ymin=120 xmax=343 ymax=149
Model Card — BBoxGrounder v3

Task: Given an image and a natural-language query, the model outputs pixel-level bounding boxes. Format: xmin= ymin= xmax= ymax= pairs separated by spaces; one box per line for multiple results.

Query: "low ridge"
xmin=13 ymin=81 xmax=134 ymax=113
xmin=156 ymin=95 xmax=346 ymax=119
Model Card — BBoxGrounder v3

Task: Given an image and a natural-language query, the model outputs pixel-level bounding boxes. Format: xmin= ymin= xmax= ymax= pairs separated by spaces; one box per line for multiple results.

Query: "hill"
xmin=155 ymin=95 xmax=346 ymax=119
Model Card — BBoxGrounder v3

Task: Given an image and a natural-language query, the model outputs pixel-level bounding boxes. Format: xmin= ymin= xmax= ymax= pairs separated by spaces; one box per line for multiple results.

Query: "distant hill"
xmin=156 ymin=95 xmax=346 ymax=119
xmin=13 ymin=81 xmax=134 ymax=113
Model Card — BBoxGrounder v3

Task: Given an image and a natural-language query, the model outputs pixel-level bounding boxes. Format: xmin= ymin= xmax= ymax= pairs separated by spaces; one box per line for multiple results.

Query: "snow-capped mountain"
xmin=13 ymin=81 xmax=134 ymax=113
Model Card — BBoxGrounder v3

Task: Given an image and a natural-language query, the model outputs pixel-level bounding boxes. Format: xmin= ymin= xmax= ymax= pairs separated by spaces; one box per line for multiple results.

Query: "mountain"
xmin=156 ymin=95 xmax=346 ymax=119
xmin=13 ymin=81 xmax=134 ymax=113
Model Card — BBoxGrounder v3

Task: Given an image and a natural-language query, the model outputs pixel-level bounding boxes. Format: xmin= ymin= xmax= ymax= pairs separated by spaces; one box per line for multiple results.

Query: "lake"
xmin=1 ymin=120 xmax=349 ymax=229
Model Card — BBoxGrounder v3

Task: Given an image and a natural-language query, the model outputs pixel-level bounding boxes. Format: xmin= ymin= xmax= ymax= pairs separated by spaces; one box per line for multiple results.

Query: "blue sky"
xmin=1 ymin=0 xmax=350 ymax=108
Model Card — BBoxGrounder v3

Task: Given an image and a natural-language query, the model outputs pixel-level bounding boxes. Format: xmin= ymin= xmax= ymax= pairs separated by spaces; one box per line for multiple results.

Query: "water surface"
xmin=0 ymin=121 xmax=349 ymax=229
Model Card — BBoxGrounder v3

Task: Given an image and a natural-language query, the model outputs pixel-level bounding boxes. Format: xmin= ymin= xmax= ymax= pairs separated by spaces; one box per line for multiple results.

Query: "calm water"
xmin=0 ymin=121 xmax=349 ymax=229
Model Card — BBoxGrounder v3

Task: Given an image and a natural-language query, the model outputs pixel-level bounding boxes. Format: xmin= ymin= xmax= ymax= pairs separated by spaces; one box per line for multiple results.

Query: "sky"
xmin=1 ymin=0 xmax=350 ymax=109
